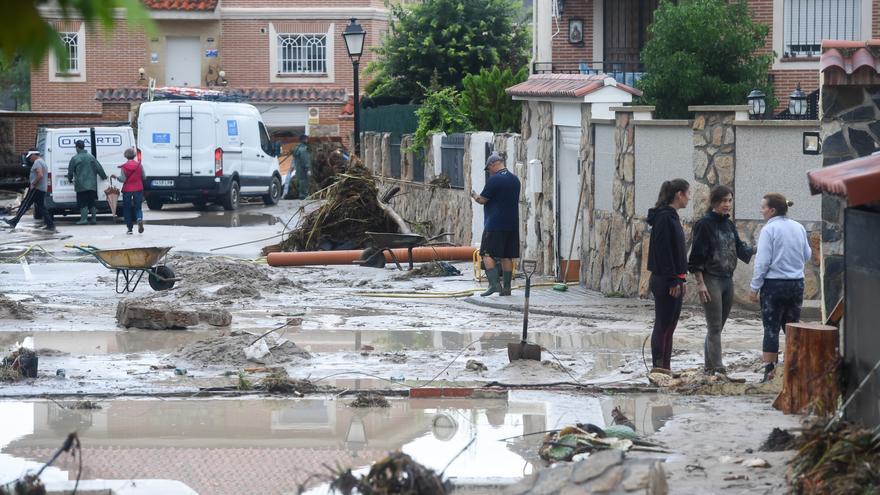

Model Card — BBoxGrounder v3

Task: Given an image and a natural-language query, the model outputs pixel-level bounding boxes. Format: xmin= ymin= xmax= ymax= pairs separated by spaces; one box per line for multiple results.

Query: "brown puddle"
xmin=0 ymin=394 xmax=684 ymax=494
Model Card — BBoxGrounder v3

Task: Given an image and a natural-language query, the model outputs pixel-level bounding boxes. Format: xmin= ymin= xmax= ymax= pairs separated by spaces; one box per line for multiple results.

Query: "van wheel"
xmin=146 ymin=197 xmax=164 ymax=211
xmin=263 ymin=176 xmax=282 ymax=205
xmin=222 ymin=180 xmax=240 ymax=211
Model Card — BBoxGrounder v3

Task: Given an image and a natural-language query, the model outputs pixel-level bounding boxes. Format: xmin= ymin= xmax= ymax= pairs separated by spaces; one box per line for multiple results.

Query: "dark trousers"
xmin=122 ymin=191 xmax=144 ymax=230
xmin=650 ymin=274 xmax=683 ymax=369
xmin=10 ymin=189 xmax=54 ymax=229
xmin=76 ymin=190 xmax=97 ymax=209
xmin=760 ymin=278 xmax=804 ymax=354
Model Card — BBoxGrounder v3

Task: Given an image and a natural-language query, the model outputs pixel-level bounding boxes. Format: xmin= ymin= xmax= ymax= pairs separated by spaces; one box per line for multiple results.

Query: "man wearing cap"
xmin=471 ymin=153 xmax=521 ymax=297
xmin=4 ymin=149 xmax=56 ymax=232
xmin=67 ymin=140 xmax=107 ymax=225
xmin=293 ymin=134 xmax=311 ymax=200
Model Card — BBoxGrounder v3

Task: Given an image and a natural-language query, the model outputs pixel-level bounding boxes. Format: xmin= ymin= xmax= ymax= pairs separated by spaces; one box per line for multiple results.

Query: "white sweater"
xmin=750 ymin=216 xmax=812 ymax=291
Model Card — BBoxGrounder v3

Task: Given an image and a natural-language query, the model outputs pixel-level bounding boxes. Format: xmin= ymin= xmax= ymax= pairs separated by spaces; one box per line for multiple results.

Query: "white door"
xmin=166 ymin=37 xmax=200 ymax=87
xmin=556 ymin=126 xmax=582 ymax=281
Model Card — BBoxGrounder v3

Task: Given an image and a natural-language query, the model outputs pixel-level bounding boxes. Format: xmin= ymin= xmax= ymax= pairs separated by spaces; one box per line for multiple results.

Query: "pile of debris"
xmin=1 ymin=345 xmax=37 ymax=381
xmin=647 ymin=368 xmax=780 ymax=395
xmin=394 ymin=261 xmax=462 ymax=279
xmin=539 ymin=423 xmax=638 ymax=462
xmin=280 ymin=161 xmax=400 ymax=252
xmin=259 ymin=368 xmax=318 ymax=395
xmin=789 ymin=419 xmax=880 ymax=494
xmin=329 ymin=451 xmax=448 ymax=495
xmin=171 ymin=330 xmax=310 ymax=367
xmin=349 ymin=392 xmax=390 ymax=408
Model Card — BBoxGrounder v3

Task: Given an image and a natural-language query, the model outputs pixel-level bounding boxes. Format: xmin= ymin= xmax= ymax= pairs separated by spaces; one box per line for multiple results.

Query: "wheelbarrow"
xmin=358 ymin=231 xmax=454 ymax=270
xmin=69 ymin=245 xmax=179 ymax=293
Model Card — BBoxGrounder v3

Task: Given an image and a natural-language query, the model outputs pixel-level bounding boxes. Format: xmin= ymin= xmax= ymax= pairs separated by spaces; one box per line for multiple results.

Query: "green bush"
xmin=459 ymin=66 xmax=527 ymax=133
xmin=412 ymin=87 xmax=472 ymax=151
xmin=368 ymin=0 xmax=530 ymax=102
xmin=637 ymin=0 xmax=776 ymax=119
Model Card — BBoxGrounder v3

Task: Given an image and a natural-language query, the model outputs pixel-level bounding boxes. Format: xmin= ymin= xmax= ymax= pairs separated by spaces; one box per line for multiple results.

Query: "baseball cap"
xmin=484 ymin=153 xmax=503 ymax=170
xmin=25 ymin=149 xmax=41 ymax=158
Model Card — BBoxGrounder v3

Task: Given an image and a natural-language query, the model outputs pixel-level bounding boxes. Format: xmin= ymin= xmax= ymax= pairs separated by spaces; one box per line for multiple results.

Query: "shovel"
xmin=508 ymin=259 xmax=542 ymax=362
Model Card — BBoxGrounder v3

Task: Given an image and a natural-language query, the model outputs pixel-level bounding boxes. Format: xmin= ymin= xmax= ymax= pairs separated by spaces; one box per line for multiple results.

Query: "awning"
xmin=808 ymin=153 xmax=880 ymax=207
xmin=506 ymin=74 xmax=642 ymax=99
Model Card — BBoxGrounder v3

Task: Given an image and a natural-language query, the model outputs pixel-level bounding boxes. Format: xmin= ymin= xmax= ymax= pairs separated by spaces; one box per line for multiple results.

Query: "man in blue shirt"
xmin=471 ymin=153 xmax=521 ymax=296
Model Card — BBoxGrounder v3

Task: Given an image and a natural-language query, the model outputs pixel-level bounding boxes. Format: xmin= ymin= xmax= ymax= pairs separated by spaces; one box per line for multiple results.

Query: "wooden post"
xmin=773 ymin=322 xmax=840 ymax=415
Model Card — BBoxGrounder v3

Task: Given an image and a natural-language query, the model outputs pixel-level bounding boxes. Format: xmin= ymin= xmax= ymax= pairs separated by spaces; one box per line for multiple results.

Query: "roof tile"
xmin=820 ymin=40 xmax=880 ymax=85
xmin=142 ymin=0 xmax=218 ymax=11
xmin=506 ymin=74 xmax=642 ymax=99
xmin=808 ymin=153 xmax=880 ymax=207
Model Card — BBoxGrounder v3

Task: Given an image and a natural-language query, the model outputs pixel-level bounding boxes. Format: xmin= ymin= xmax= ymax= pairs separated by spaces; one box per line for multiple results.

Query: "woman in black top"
xmin=688 ymin=185 xmax=753 ymax=374
xmin=646 ymin=179 xmax=690 ymax=373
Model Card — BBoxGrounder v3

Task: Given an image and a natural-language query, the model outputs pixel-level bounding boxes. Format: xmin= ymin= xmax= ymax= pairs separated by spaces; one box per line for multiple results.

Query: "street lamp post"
xmin=342 ymin=18 xmax=366 ymax=157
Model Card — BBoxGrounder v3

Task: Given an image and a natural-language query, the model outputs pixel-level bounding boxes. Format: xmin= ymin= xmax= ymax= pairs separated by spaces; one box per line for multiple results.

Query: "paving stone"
xmin=502 ymin=472 xmax=537 ymax=495
xmin=620 ymin=461 xmax=653 ymax=491
xmin=584 ymin=464 xmax=625 ymax=493
xmin=571 ymin=449 xmax=624 ymax=484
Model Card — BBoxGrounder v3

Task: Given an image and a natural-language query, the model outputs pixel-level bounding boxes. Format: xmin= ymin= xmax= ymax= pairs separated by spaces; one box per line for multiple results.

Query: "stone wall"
xmin=819 ymin=85 xmax=880 ymax=314
xmin=377 ymin=177 xmax=472 ymax=245
xmin=520 ymin=100 xmax=557 ymax=274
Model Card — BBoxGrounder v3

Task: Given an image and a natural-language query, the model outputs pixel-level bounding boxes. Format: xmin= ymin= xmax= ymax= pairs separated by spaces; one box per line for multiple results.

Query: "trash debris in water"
xmin=349 ymin=392 xmax=390 ymax=408
xmin=329 ymin=451 xmax=448 ymax=495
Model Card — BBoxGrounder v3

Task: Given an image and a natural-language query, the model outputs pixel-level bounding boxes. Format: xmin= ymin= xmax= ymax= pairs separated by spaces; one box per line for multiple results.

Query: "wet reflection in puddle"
xmin=0 ymin=331 xmax=212 ymax=356
xmin=145 ymin=211 xmax=279 ymax=228
xmin=0 ymin=394 xmax=684 ymax=493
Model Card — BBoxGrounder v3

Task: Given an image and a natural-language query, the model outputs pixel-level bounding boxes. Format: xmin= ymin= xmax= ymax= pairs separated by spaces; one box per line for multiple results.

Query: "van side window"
xmin=258 ymin=122 xmax=273 ymax=155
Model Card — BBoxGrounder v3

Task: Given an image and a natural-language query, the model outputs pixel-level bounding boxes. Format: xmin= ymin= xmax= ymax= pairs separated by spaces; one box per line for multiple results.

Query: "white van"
xmin=34 ymin=125 xmax=136 ymax=215
xmin=137 ymin=100 xmax=283 ymax=210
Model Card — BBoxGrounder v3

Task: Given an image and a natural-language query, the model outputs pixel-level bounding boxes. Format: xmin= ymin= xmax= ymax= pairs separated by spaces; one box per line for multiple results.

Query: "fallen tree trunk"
xmin=773 ymin=322 xmax=840 ymax=415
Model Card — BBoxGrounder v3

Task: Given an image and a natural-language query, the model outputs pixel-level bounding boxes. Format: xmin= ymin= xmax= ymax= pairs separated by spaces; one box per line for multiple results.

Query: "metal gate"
xmin=440 ymin=133 xmax=465 ymax=188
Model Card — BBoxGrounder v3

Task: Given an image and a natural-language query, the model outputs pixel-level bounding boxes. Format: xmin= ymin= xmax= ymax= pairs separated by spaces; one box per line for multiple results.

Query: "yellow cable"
xmin=0 ymin=244 xmax=92 ymax=263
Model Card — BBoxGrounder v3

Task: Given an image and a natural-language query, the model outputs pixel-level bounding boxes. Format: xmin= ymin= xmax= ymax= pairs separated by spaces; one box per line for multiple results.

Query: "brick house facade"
xmin=535 ymin=0 xmax=879 ymax=111
xmin=25 ymin=0 xmax=390 ymax=150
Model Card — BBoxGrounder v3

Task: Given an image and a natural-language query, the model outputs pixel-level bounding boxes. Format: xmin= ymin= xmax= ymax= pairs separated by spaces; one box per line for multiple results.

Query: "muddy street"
xmin=1 ymin=199 xmax=798 ymax=494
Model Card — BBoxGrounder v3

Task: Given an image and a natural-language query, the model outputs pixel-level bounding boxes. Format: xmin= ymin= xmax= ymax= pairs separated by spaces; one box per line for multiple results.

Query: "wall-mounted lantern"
xmin=747 ymin=89 xmax=766 ymax=120
xmin=789 ymin=83 xmax=807 ymax=118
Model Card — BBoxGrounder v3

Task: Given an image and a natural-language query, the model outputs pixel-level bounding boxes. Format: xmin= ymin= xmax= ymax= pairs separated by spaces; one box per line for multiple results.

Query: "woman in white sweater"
xmin=749 ymin=193 xmax=812 ymax=382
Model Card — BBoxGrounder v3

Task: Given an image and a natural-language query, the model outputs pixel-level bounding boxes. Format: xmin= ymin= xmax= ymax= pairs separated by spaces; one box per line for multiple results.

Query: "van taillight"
xmin=47 ymin=172 xmax=52 ymax=194
xmin=137 ymin=148 xmax=142 ymax=163
xmin=214 ymin=148 xmax=223 ymax=177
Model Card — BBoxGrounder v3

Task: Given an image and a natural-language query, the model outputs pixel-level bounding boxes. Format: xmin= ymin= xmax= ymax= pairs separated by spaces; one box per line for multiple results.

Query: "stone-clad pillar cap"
xmin=687 ymin=105 xmax=748 ymax=112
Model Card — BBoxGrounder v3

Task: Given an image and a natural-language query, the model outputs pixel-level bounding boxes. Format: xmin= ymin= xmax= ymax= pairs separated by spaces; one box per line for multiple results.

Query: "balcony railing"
xmin=532 ymin=61 xmax=646 ymax=87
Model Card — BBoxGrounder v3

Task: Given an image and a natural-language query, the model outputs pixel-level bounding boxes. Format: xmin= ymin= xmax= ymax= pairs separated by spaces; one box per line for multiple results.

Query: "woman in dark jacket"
xmin=646 ymin=178 xmax=690 ymax=373
xmin=688 ymin=185 xmax=753 ymax=374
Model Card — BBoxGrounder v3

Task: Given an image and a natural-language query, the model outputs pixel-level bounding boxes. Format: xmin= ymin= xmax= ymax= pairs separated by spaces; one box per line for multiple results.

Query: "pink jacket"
xmin=119 ymin=159 xmax=144 ymax=192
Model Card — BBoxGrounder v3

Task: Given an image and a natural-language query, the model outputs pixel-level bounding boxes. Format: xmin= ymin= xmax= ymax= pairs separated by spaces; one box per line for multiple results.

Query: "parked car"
xmin=137 ymin=100 xmax=283 ymax=210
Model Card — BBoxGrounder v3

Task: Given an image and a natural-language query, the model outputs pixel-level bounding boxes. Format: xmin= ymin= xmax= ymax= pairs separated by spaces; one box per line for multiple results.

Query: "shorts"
xmin=76 ymin=190 xmax=98 ymax=209
xmin=479 ymin=230 xmax=520 ymax=259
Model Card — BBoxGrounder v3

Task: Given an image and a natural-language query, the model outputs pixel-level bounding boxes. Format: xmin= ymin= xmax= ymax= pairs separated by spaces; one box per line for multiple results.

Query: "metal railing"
xmin=532 ymin=61 xmax=646 ymax=87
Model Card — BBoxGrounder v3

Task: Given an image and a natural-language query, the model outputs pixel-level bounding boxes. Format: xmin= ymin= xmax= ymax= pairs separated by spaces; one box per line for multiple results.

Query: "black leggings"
xmin=760 ymin=278 xmax=804 ymax=354
xmin=650 ymin=274 xmax=683 ymax=369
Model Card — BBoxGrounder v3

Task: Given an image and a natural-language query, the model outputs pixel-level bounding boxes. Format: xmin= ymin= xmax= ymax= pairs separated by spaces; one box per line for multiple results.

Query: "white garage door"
xmin=254 ymin=104 xmax=309 ymax=130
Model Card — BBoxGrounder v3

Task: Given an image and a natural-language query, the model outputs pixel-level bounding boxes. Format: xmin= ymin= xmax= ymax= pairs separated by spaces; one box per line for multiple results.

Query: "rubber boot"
xmin=500 ymin=271 xmax=512 ymax=296
xmin=75 ymin=207 xmax=89 ymax=225
xmin=480 ymin=267 xmax=501 ymax=297
xmin=89 ymin=207 xmax=97 ymax=224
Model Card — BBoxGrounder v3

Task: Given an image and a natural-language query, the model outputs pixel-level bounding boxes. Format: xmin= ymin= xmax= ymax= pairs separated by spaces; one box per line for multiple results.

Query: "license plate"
xmin=152 ymin=180 xmax=174 ymax=187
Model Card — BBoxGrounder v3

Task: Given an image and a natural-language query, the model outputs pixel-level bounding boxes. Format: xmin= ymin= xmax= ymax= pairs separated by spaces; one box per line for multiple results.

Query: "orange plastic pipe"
xmin=267 ymin=246 xmax=477 ymax=266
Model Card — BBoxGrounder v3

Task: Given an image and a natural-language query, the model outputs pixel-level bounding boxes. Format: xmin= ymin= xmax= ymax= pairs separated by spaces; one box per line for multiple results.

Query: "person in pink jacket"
xmin=111 ymin=148 xmax=145 ymax=235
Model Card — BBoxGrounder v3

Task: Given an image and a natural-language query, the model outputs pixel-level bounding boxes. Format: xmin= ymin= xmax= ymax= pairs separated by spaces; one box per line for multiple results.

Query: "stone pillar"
xmin=401 ymin=134 xmax=414 ymax=182
xmin=578 ymin=103 xmax=593 ymax=284
xmin=819 ymin=86 xmax=880 ymax=315
xmin=380 ymin=132 xmax=392 ymax=177
xmin=689 ymin=106 xmax=739 ymax=216
xmin=535 ymin=102 xmax=555 ymax=274
xmin=613 ymin=111 xmax=641 ymax=294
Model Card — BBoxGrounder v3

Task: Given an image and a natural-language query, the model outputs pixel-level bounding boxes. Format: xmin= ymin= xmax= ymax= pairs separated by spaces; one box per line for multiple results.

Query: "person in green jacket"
xmin=293 ymin=134 xmax=311 ymax=200
xmin=67 ymin=140 xmax=108 ymax=225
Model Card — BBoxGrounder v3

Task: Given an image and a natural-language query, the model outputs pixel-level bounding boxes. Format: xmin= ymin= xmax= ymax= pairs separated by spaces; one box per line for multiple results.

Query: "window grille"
xmin=277 ymin=34 xmax=327 ymax=74
xmin=784 ymin=0 xmax=861 ymax=58
xmin=60 ymin=32 xmax=79 ymax=72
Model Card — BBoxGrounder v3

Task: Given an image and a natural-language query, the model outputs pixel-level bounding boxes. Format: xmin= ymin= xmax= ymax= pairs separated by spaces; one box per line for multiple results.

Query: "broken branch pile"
xmin=539 ymin=424 xmax=636 ymax=462
xmin=280 ymin=161 xmax=400 ymax=252
xmin=789 ymin=419 xmax=880 ymax=494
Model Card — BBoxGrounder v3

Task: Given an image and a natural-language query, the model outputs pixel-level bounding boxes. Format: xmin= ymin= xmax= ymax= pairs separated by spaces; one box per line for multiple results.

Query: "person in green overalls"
xmin=294 ymin=134 xmax=311 ymax=200
xmin=67 ymin=140 xmax=108 ymax=225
